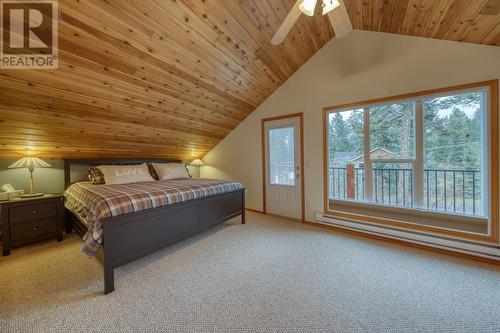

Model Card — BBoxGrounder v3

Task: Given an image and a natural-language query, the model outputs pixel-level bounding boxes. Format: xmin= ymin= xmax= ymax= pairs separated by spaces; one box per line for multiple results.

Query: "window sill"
xmin=327 ymin=199 xmax=495 ymax=244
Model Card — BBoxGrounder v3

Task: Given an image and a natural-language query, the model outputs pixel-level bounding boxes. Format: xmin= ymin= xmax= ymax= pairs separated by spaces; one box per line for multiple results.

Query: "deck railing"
xmin=329 ymin=166 xmax=482 ymax=216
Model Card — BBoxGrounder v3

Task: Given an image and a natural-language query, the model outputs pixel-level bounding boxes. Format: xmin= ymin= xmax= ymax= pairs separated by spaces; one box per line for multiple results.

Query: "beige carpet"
xmin=1 ymin=212 xmax=500 ymax=332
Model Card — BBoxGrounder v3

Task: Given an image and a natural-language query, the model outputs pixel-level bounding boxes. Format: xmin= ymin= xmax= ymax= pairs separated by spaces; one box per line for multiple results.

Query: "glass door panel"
xmin=269 ymin=127 xmax=295 ymax=186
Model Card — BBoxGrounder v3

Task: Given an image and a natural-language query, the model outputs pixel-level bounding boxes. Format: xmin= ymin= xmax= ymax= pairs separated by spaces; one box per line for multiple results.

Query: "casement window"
xmin=323 ymin=81 xmax=499 ymax=243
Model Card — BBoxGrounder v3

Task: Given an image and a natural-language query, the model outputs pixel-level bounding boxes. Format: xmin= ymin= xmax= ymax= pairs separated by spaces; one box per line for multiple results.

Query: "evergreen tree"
xmin=330 ymin=112 xmax=352 ymax=153
xmin=346 ymin=110 xmax=364 ymax=153
xmin=446 ymin=108 xmax=470 ymax=168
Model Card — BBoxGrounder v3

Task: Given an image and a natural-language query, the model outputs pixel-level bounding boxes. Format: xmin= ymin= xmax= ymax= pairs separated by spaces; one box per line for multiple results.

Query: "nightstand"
xmin=1 ymin=194 xmax=64 ymax=256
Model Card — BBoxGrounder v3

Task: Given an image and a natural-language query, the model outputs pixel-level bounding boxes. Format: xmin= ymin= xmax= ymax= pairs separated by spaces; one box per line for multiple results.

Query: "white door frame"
xmin=261 ymin=113 xmax=304 ymax=222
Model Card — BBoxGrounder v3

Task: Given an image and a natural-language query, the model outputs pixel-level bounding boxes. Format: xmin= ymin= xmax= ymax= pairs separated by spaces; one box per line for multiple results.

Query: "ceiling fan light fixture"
xmin=299 ymin=0 xmax=317 ymax=16
xmin=322 ymin=0 xmax=340 ymax=15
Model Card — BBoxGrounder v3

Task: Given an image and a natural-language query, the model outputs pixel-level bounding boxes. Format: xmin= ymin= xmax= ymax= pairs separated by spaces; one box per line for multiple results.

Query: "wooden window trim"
xmin=322 ymin=80 xmax=499 ymax=245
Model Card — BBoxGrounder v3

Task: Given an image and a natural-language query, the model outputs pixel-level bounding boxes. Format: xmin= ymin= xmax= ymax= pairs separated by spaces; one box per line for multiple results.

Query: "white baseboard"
xmin=315 ymin=213 xmax=500 ymax=261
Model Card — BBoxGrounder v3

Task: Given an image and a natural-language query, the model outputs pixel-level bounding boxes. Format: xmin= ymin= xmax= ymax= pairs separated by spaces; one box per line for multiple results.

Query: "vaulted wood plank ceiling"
xmin=0 ymin=0 xmax=498 ymax=160
xmin=346 ymin=0 xmax=500 ymax=46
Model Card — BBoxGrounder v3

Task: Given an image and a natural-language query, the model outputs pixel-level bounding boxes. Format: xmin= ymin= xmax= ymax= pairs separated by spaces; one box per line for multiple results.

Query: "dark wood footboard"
xmin=63 ymin=158 xmax=246 ymax=294
xmin=66 ymin=189 xmax=245 ymax=294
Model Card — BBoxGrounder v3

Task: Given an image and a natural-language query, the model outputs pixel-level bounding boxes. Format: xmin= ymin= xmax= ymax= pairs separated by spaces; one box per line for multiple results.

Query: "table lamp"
xmin=190 ymin=159 xmax=204 ymax=177
xmin=8 ymin=157 xmax=52 ymax=198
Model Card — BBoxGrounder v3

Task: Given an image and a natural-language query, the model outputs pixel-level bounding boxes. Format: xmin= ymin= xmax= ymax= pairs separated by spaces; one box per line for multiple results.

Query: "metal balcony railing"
xmin=329 ymin=166 xmax=482 ymax=216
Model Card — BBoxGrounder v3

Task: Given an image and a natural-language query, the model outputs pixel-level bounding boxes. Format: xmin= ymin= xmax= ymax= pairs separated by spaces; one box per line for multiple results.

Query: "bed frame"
xmin=63 ymin=159 xmax=245 ymax=294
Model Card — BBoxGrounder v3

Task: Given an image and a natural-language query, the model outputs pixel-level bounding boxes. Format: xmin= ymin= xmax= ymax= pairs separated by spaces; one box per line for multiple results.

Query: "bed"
xmin=63 ymin=159 xmax=245 ymax=294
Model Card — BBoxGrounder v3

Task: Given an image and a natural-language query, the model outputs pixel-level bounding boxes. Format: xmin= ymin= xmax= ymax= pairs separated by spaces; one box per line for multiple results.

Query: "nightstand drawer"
xmin=10 ymin=202 xmax=57 ymax=224
xmin=10 ymin=219 xmax=56 ymax=243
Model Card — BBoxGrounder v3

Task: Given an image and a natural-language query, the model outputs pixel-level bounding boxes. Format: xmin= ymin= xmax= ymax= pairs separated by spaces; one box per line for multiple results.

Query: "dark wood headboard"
xmin=63 ymin=158 xmax=182 ymax=189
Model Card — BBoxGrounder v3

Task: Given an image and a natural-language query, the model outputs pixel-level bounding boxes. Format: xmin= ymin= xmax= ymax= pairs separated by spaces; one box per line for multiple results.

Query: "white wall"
xmin=201 ymin=30 xmax=500 ymax=222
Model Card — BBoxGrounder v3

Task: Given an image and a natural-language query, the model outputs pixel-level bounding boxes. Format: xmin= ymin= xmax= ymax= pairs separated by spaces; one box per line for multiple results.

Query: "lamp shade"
xmin=190 ymin=159 xmax=204 ymax=167
xmin=299 ymin=0 xmax=317 ymax=16
xmin=9 ymin=157 xmax=51 ymax=171
xmin=322 ymin=0 xmax=340 ymax=15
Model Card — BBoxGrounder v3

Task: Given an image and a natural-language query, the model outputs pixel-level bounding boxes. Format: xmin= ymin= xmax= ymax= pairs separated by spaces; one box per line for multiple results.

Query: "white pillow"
xmin=152 ymin=163 xmax=190 ymax=180
xmin=96 ymin=163 xmax=154 ymax=185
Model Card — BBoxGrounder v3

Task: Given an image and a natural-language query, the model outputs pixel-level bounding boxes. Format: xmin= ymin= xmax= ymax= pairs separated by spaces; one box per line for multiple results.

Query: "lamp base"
xmin=21 ymin=193 xmax=45 ymax=198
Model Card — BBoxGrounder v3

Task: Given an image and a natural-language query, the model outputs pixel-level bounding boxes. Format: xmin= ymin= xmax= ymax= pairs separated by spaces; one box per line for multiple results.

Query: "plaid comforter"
xmin=64 ymin=178 xmax=244 ymax=256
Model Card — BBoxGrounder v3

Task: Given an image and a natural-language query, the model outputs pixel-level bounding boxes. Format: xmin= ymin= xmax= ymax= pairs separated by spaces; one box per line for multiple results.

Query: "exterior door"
xmin=264 ymin=117 xmax=302 ymax=220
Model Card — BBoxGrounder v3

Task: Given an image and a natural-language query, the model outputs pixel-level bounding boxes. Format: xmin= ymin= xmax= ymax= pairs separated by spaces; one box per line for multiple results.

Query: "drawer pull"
xmin=33 ymin=226 xmax=38 ymax=231
xmin=32 ymin=210 xmax=37 ymax=214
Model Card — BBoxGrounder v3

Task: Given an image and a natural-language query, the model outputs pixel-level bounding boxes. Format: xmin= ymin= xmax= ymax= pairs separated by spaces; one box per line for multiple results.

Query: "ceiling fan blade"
xmin=271 ymin=0 xmax=303 ymax=45
xmin=327 ymin=0 xmax=353 ymax=39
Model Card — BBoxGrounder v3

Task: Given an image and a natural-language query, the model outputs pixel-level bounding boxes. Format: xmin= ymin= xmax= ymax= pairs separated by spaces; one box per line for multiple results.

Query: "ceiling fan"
xmin=271 ymin=0 xmax=353 ymax=45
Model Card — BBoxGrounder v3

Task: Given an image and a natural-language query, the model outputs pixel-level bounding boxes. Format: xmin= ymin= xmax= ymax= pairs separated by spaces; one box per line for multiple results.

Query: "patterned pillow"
xmin=147 ymin=163 xmax=159 ymax=180
xmin=88 ymin=167 xmax=105 ymax=185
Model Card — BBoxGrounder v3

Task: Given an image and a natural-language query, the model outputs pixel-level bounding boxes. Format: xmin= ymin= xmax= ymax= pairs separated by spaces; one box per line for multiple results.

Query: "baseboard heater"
xmin=315 ymin=213 xmax=500 ymax=262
